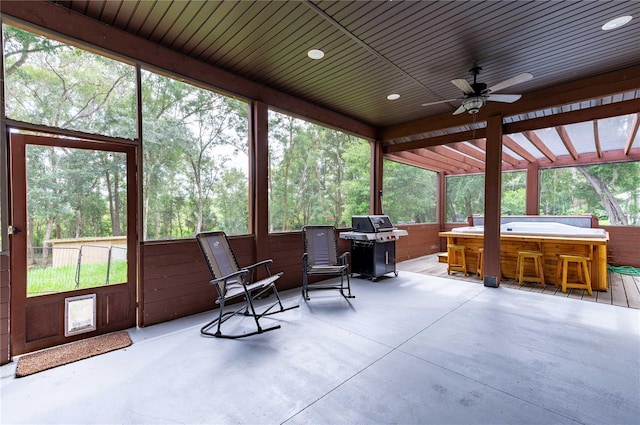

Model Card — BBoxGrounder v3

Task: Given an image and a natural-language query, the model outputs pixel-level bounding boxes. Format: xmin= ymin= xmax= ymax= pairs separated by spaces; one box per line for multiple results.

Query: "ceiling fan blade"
xmin=421 ymin=98 xmax=458 ymax=107
xmin=451 ymin=79 xmax=475 ymax=94
xmin=486 ymin=94 xmax=522 ymax=103
xmin=486 ymin=72 xmax=533 ymax=93
xmin=452 ymin=104 xmax=467 ymax=115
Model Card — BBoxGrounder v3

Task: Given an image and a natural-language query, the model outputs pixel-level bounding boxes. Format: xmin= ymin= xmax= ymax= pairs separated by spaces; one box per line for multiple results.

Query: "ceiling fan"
xmin=421 ymin=66 xmax=533 ymax=115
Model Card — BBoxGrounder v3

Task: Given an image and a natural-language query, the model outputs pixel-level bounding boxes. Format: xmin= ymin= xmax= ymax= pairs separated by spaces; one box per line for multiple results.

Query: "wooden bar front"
xmin=438 ymin=232 xmax=609 ymax=291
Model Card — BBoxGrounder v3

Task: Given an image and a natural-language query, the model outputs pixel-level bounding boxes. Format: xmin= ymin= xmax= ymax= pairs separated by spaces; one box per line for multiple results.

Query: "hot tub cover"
xmin=451 ymin=222 xmax=607 ymax=239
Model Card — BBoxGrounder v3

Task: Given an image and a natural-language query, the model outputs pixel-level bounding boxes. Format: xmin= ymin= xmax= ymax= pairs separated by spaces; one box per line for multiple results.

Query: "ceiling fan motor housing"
xmin=471 ymin=82 xmax=487 ymax=95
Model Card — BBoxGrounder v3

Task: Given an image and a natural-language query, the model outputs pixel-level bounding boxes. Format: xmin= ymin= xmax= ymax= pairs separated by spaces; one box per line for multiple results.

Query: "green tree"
xmin=383 ymin=161 xmax=437 ymax=224
xmin=268 ymin=111 xmax=370 ymax=231
xmin=446 ymin=174 xmax=485 ymax=222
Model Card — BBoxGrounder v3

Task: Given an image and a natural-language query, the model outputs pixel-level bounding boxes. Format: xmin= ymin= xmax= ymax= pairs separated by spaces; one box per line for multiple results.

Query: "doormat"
xmin=15 ymin=331 xmax=132 ymax=378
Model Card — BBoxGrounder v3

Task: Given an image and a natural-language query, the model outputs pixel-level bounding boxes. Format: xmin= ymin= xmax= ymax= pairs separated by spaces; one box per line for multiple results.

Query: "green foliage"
xmin=501 ymin=171 xmax=526 ymax=215
xmin=3 ymin=25 xmax=136 ymax=139
xmin=445 ymin=171 xmax=527 ymax=221
xmin=383 ymin=161 xmax=437 ymax=224
xmin=141 ymin=71 xmax=249 ymax=239
xmin=268 ymin=111 xmax=370 ymax=231
xmin=540 ymin=162 xmax=640 ymax=225
xmin=446 ymin=174 xmax=485 ymax=222
xmin=26 ymin=146 xmax=127 ymax=247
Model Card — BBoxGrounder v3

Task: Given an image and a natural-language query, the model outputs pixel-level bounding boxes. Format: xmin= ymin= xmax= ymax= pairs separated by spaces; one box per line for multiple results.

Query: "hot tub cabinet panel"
xmin=438 ymin=232 xmax=609 ymax=291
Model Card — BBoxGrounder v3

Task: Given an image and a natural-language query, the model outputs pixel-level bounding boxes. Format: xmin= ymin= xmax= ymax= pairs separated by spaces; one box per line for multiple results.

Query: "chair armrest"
xmin=338 ymin=251 xmax=350 ymax=265
xmin=244 ymin=259 xmax=273 ymax=271
xmin=209 ymin=269 xmax=249 ymax=287
xmin=243 ymin=259 xmax=277 ymax=284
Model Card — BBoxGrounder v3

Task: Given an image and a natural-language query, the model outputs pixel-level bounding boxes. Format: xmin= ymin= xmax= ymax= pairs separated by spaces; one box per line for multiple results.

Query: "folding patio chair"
xmin=196 ymin=231 xmax=299 ymax=338
xmin=302 ymin=225 xmax=354 ymax=301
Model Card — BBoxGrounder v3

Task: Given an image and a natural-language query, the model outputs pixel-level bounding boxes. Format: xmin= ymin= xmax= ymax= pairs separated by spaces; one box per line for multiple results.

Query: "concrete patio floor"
xmin=1 ymin=271 xmax=639 ymax=424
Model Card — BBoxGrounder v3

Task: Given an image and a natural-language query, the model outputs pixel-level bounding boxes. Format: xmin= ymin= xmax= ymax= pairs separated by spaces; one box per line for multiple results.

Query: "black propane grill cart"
xmin=340 ymin=215 xmax=408 ymax=281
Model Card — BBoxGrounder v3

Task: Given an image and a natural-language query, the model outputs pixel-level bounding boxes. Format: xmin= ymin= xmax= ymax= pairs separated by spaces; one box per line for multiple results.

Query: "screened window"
xmin=141 ymin=71 xmax=249 ymax=240
xmin=446 ymin=174 xmax=485 ymax=222
xmin=501 ymin=171 xmax=526 ymax=215
xmin=445 ymin=171 xmax=527 ymax=222
xmin=382 ymin=161 xmax=437 ymax=224
xmin=540 ymin=162 xmax=640 ymax=225
xmin=268 ymin=110 xmax=370 ymax=231
xmin=3 ymin=24 xmax=136 ymax=139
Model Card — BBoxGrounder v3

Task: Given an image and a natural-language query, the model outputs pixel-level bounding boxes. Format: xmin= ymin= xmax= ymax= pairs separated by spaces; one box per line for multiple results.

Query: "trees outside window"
xmin=446 ymin=174 xmax=484 ymax=222
xmin=540 ymin=162 xmax=640 ymax=225
xmin=141 ymin=71 xmax=249 ymax=240
xmin=268 ymin=111 xmax=370 ymax=231
xmin=3 ymin=25 xmax=136 ymax=139
xmin=445 ymin=171 xmax=526 ymax=222
xmin=382 ymin=161 xmax=437 ymax=224
xmin=501 ymin=171 xmax=526 ymax=216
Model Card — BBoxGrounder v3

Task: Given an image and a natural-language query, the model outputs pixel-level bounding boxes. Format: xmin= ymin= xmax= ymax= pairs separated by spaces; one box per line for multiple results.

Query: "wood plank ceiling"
xmin=38 ymin=1 xmax=640 ymax=173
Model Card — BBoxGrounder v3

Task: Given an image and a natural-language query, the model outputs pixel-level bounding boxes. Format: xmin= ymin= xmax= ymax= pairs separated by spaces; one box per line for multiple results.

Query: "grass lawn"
xmin=27 ymin=261 xmax=127 ymax=296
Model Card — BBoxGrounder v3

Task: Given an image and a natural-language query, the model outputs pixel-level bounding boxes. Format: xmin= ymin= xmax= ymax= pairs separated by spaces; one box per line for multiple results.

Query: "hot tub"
xmin=440 ymin=222 xmax=610 ymax=290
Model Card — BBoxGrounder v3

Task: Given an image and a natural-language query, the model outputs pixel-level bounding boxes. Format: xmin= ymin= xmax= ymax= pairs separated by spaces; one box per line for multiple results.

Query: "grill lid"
xmin=351 ymin=215 xmax=395 ymax=233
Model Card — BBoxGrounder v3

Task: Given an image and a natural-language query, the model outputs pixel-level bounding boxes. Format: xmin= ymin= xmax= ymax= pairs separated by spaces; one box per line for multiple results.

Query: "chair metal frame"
xmin=302 ymin=225 xmax=354 ymax=301
xmin=196 ymin=231 xmax=299 ymax=338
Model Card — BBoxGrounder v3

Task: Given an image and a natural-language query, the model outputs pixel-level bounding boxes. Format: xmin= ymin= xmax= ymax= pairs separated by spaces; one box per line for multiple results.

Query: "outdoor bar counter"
xmin=439 ymin=218 xmax=609 ymax=291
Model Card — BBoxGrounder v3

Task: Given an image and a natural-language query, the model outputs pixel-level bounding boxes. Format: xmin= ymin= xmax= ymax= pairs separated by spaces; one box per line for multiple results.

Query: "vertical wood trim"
xmin=483 ymin=115 xmax=503 ymax=287
xmin=371 ymin=140 xmax=383 ymax=214
xmin=526 ymin=162 xmax=540 ymax=215
xmin=8 ymin=134 xmax=27 ymax=354
xmin=0 ymin=22 xmax=8 ymax=365
xmin=126 ymin=144 xmax=139 ymax=328
xmin=252 ymin=101 xmax=269 ymax=259
xmin=135 ymin=64 xmax=144 ymax=327
xmin=438 ymin=172 xmax=446 ymax=227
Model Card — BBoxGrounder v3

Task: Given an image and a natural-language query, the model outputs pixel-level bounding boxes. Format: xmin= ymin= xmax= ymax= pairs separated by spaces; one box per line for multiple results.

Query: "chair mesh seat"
xmin=302 ymin=225 xmax=354 ymax=301
xmin=196 ymin=231 xmax=298 ymax=338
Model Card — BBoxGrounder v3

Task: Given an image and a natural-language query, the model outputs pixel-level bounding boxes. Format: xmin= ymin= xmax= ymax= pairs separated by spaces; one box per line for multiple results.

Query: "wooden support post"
xmin=251 ymin=101 xmax=269 ymax=261
xmin=438 ymin=172 xmax=446 ymax=250
xmin=483 ymin=115 xmax=503 ymax=287
xmin=371 ymin=140 xmax=384 ymax=215
xmin=526 ymin=162 xmax=540 ymax=215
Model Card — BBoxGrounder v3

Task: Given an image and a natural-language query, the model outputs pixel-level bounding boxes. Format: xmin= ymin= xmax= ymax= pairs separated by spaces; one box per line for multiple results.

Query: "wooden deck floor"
xmin=397 ymin=253 xmax=640 ymax=310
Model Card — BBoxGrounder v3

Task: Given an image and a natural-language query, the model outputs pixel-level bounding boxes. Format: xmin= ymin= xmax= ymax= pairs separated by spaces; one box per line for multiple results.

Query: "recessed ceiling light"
xmin=602 ymin=15 xmax=632 ymax=30
xmin=307 ymin=49 xmax=325 ymax=59
xmin=387 ymin=94 xmax=400 ymax=100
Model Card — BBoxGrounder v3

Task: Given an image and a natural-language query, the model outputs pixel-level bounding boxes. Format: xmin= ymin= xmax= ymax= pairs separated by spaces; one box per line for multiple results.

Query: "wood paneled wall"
xmin=395 ymin=224 xmax=442 ymax=261
xmin=1 ymin=254 xmax=9 ymax=365
xmin=603 ymin=226 xmax=640 ymax=268
xmin=141 ymin=240 xmax=211 ymax=327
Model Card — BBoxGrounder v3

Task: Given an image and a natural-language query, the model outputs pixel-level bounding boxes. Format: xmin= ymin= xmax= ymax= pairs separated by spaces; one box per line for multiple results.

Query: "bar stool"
xmin=477 ymin=248 xmax=484 ymax=280
xmin=556 ymin=254 xmax=592 ymax=295
xmin=516 ymin=250 xmax=545 ymax=288
xmin=447 ymin=244 xmax=467 ymax=276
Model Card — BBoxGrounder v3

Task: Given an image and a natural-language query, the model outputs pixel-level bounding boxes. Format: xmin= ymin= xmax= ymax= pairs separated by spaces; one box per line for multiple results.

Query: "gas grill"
xmin=339 ymin=215 xmax=408 ymax=281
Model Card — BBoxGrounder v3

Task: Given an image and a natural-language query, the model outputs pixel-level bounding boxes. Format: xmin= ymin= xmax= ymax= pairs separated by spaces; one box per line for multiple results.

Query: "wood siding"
xmin=603 ymin=226 xmax=640 ymax=268
xmin=395 ymin=223 xmax=441 ymax=261
xmin=1 ymin=254 xmax=9 ymax=365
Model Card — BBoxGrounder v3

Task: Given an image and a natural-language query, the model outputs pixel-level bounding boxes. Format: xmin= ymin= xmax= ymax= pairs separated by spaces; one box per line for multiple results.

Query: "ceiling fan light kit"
xmin=462 ymin=97 xmax=485 ymax=114
xmin=422 ymin=66 xmax=533 ymax=115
